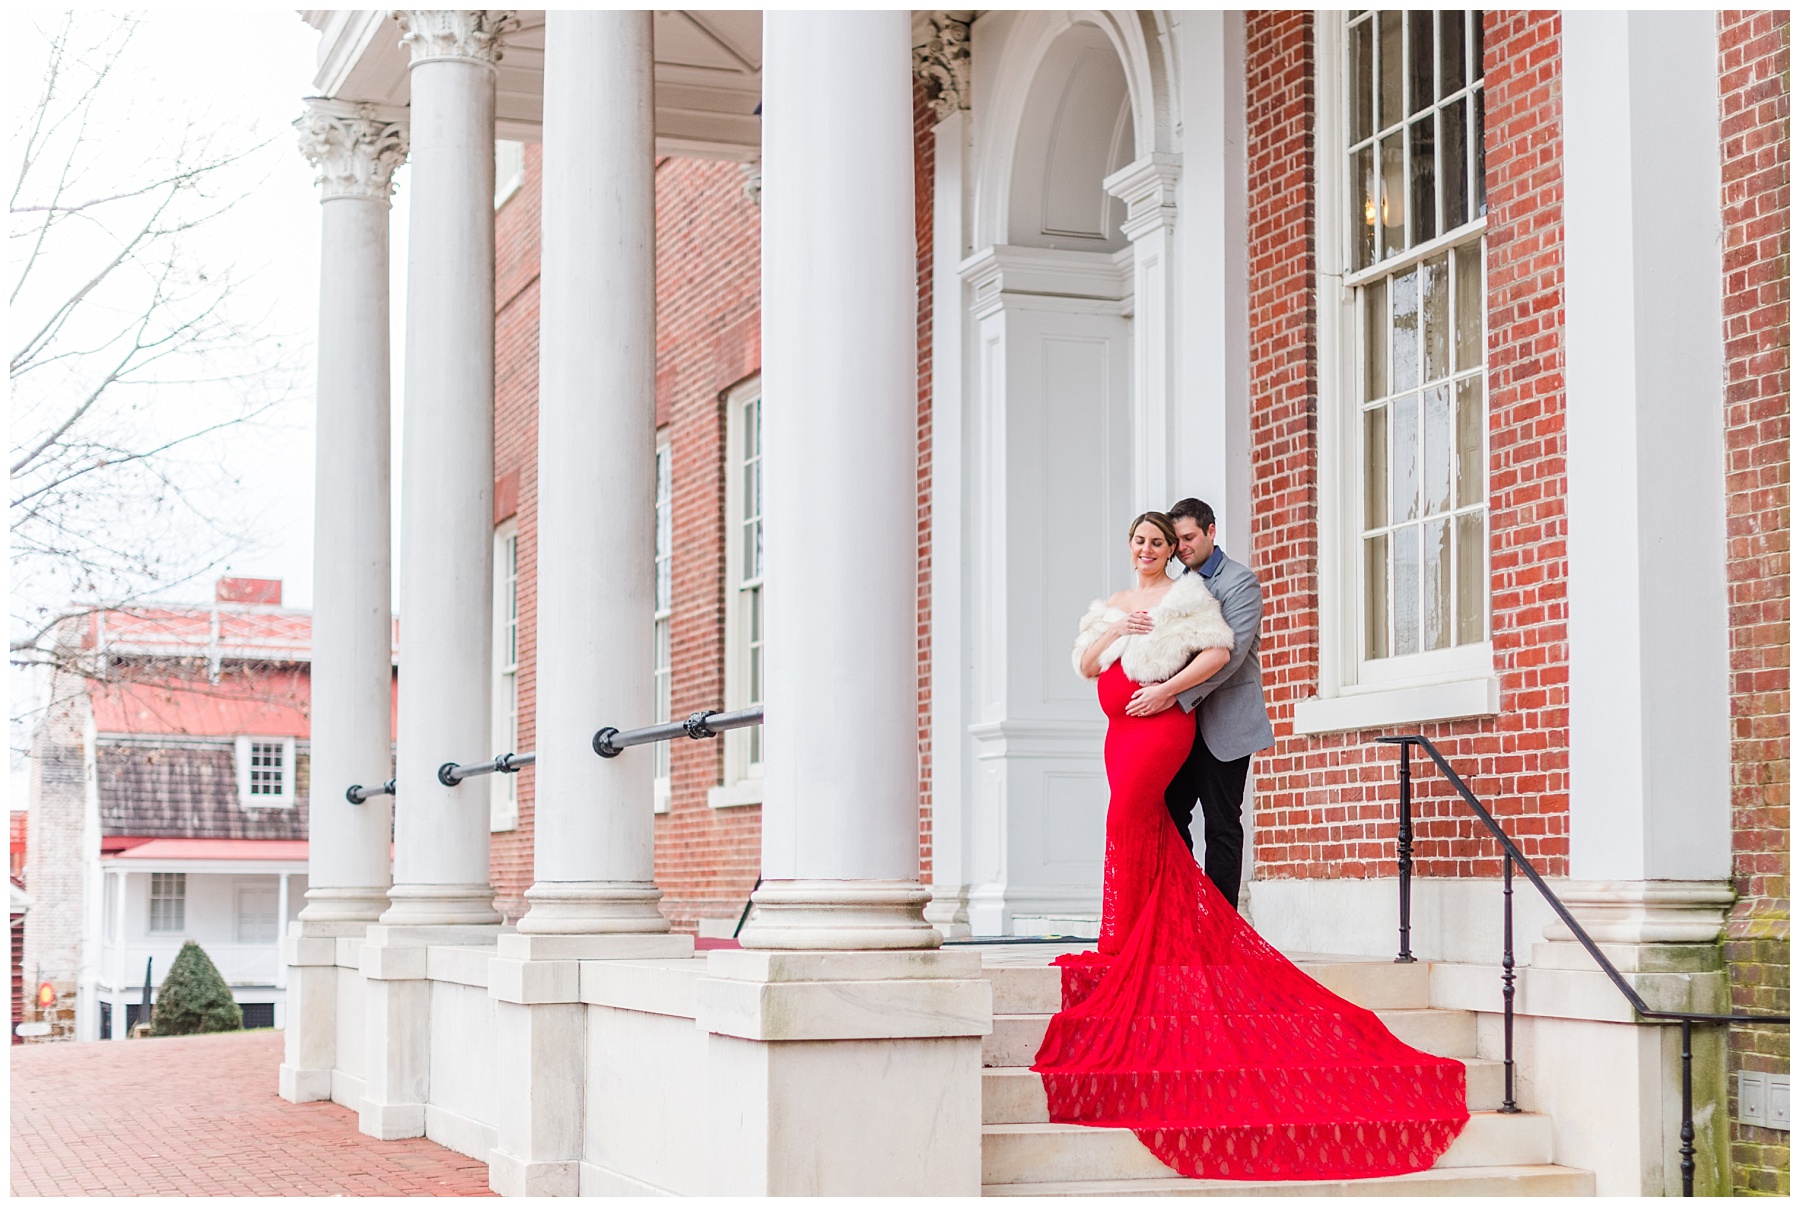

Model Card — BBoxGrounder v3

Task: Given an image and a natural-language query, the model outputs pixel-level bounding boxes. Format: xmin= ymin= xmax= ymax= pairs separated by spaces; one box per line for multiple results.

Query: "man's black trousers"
xmin=1164 ymin=710 xmax=1251 ymax=911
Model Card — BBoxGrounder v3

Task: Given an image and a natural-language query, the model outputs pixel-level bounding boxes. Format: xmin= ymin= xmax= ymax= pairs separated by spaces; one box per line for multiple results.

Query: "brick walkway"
xmin=10 ymin=1031 xmax=493 ymax=1196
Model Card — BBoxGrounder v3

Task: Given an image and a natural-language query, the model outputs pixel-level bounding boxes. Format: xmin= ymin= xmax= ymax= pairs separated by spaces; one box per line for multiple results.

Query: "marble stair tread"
xmin=981 ymin=1112 xmax=1555 ymax=1186
xmin=982 ymin=1057 xmax=1511 ymax=1124
xmin=980 ymin=1163 xmax=1596 ymax=1197
xmin=983 ymin=1008 xmax=1477 ymax=1068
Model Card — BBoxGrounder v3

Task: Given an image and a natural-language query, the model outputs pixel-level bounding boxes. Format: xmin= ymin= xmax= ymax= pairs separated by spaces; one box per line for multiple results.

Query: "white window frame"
xmin=711 ymin=378 xmax=765 ymax=809
xmin=495 ymin=139 xmax=525 ymax=208
xmin=149 ymin=872 xmax=186 ymax=934
xmin=490 ymin=518 xmax=521 ymax=831
xmin=235 ymin=735 xmax=296 ymax=808
xmin=653 ymin=435 xmax=674 ymax=815
xmin=1302 ymin=12 xmax=1498 ymax=737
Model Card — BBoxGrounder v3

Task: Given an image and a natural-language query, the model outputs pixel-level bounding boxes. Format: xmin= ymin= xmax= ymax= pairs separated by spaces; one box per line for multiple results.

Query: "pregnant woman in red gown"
xmin=1033 ymin=512 xmax=1468 ymax=1181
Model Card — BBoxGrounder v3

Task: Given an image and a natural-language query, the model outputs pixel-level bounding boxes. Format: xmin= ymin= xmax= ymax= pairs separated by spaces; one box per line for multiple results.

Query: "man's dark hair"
xmin=1168 ymin=497 xmax=1215 ymax=531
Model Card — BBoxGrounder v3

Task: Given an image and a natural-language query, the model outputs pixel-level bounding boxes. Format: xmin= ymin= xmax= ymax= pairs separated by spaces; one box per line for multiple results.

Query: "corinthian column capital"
xmin=913 ymin=12 xmax=973 ymax=122
xmin=296 ymin=99 xmax=409 ymax=204
xmin=393 ymin=9 xmax=519 ymax=68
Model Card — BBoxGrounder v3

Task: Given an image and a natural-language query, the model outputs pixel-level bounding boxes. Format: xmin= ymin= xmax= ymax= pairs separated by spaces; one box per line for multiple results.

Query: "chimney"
xmin=215 ymin=577 xmax=282 ymax=605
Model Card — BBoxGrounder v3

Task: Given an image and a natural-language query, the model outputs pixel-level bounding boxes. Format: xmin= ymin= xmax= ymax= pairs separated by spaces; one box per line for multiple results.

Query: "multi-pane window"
xmin=247 ymin=740 xmax=285 ymax=797
xmin=718 ymin=382 xmax=765 ymax=802
xmin=149 ymin=872 xmax=185 ymax=933
xmin=739 ymin=393 xmax=764 ymax=768
xmin=491 ymin=521 xmax=520 ymax=830
xmin=236 ymin=735 xmax=294 ymax=807
xmin=653 ymin=441 xmax=673 ymax=804
xmin=1348 ymin=10 xmax=1489 ymax=663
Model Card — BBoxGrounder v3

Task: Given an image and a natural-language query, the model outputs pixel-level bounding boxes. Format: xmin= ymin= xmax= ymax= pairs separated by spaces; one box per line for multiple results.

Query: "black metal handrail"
xmin=346 ymin=706 xmax=766 ymax=802
xmin=594 ymin=706 xmax=763 ymax=758
xmin=439 ymin=750 xmax=536 ymax=786
xmin=345 ymin=779 xmax=395 ymax=805
xmin=1379 ymin=734 xmax=1789 ymax=1197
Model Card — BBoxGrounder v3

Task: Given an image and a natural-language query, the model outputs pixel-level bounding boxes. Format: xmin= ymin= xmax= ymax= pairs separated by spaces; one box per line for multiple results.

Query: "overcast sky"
xmin=16 ymin=8 xmax=418 ymax=614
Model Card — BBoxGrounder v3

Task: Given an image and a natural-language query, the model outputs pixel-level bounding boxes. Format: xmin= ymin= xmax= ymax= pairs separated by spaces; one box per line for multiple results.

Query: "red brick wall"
xmin=914 ymin=79 xmax=935 ymax=885
xmin=1248 ymin=11 xmax=1572 ymax=882
xmin=1718 ymin=9 xmax=1790 ymax=1195
xmin=650 ymin=157 xmax=763 ymax=929
xmin=489 ymin=145 xmax=543 ymax=921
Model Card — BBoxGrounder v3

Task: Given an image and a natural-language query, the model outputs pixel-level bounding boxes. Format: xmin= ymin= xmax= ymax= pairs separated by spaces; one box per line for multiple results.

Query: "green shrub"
xmin=150 ymin=941 xmax=243 ymax=1036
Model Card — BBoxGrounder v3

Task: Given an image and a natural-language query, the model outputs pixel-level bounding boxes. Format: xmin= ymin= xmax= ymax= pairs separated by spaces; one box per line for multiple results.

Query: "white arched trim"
xmin=971 ymin=9 xmax=1178 ymax=252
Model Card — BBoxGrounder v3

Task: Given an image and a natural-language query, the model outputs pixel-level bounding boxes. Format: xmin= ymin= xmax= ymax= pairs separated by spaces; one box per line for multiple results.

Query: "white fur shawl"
xmin=1071 ymin=572 xmax=1236 ymax=684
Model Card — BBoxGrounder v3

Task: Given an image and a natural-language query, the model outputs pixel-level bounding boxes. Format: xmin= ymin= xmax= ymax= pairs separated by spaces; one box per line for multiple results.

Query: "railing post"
xmin=1500 ymin=851 xmax=1519 ymax=1113
xmin=1395 ymin=739 xmax=1416 ymax=964
xmin=1679 ymin=1018 xmax=1695 ymax=1196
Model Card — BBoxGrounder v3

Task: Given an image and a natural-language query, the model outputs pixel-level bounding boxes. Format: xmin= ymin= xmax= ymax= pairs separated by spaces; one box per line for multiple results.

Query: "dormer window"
xmin=235 ymin=736 xmax=296 ymax=808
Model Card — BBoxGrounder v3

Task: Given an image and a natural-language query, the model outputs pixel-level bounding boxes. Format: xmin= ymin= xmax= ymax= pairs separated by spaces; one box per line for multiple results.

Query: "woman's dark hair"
xmin=1168 ymin=497 xmax=1216 ymax=531
xmin=1126 ymin=511 xmax=1178 ymax=546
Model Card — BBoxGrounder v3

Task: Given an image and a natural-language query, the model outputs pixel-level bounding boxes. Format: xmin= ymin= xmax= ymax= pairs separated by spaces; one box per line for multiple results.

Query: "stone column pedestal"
xmin=1528 ymin=878 xmax=1735 ymax=1194
xmin=696 ymin=950 xmax=990 ymax=1195
xmin=279 ymin=919 xmax=369 ymax=1103
xmin=484 ymin=931 xmax=692 ymax=1196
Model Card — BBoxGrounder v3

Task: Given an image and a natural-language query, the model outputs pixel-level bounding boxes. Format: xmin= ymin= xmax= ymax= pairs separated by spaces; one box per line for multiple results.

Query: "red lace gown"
xmin=1031 ymin=662 xmax=1469 ymax=1180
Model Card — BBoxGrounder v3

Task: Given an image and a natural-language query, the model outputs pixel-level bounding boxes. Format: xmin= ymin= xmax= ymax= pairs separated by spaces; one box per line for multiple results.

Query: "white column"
xmin=515 ymin=10 xmax=668 ymax=937
xmin=740 ymin=10 xmax=938 ymax=949
xmin=381 ymin=10 xmax=512 ymax=927
xmin=485 ymin=15 xmax=688 ymax=1193
xmin=917 ymin=12 xmax=974 ymax=939
xmin=1562 ymin=11 xmax=1733 ymax=887
xmin=294 ymin=100 xmax=404 ymax=925
xmin=283 ymin=98 xmax=406 ymax=1103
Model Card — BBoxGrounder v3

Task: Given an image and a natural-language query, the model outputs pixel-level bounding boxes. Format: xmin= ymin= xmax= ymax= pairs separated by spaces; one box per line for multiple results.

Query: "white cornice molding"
xmin=1104 ymin=153 xmax=1182 ymax=242
xmin=296 ymin=98 xmax=410 ymax=204
xmin=913 ymin=11 xmax=973 ymax=123
xmin=393 ymin=9 xmax=519 ymax=69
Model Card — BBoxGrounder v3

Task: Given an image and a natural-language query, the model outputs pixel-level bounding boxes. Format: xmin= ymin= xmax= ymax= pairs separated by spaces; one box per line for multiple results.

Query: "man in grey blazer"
xmin=1163 ymin=497 xmax=1274 ymax=910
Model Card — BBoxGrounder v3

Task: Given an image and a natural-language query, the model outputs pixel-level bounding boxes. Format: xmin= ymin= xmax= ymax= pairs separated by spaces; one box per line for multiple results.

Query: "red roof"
xmin=90 ymin=666 xmax=315 ymax=737
xmin=105 ymin=839 xmax=309 ymax=862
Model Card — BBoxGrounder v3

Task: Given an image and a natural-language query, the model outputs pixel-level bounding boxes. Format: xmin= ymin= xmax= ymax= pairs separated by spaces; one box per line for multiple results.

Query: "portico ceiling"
xmin=303 ymin=10 xmax=762 ymax=158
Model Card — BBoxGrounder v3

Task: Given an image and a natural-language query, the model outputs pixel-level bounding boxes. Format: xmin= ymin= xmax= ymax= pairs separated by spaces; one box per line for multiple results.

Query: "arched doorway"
xmin=958 ymin=17 xmax=1142 ymax=937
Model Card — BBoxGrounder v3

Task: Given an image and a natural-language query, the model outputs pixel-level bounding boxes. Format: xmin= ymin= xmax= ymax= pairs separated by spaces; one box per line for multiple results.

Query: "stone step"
xmin=982 ymin=1057 xmax=1511 ymax=1126
xmin=979 ymin=958 xmax=1433 ymax=1017
xmin=983 ymin=1007 xmax=1477 ymax=1069
xmin=982 ymin=1111 xmax=1556 ymax=1187
xmin=982 ymin=1163 xmax=1596 ymax=1197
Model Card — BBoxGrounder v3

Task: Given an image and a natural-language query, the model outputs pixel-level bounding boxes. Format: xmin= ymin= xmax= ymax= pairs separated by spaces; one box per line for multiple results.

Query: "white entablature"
xmin=302 ymin=9 xmax=763 ymax=157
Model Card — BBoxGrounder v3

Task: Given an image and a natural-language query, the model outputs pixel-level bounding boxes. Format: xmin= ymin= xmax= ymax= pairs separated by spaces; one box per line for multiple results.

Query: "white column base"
xmin=1540 ymin=879 xmax=1736 ymax=945
xmin=298 ymin=885 xmax=391 ymax=923
xmin=695 ymin=949 xmax=990 ymax=1195
xmin=379 ymin=882 xmax=501 ymax=927
xmin=515 ymin=881 xmax=672 ymax=935
xmin=735 ymin=879 xmax=943 ymax=950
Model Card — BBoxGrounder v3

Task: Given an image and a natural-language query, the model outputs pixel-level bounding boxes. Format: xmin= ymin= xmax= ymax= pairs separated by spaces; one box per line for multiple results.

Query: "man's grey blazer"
xmin=1174 ymin=552 xmax=1275 ymax=761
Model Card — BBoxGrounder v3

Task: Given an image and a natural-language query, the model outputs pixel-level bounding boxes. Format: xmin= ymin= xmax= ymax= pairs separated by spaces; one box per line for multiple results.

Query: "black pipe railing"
xmin=594 ymin=706 xmax=763 ymax=758
xmin=346 ymin=706 xmax=765 ymax=802
xmin=1378 ymin=734 xmax=1789 ymax=1196
xmin=439 ymin=750 xmax=536 ymax=786
xmin=345 ymin=779 xmax=395 ymax=805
